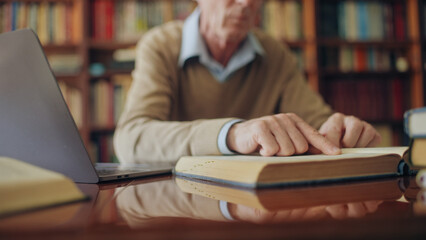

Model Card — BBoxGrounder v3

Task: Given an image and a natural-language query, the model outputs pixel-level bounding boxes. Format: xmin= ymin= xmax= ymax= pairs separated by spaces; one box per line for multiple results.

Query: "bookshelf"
xmin=315 ymin=0 xmax=423 ymax=146
xmin=86 ymin=0 xmax=196 ymax=162
xmin=0 ymin=0 xmax=424 ymax=162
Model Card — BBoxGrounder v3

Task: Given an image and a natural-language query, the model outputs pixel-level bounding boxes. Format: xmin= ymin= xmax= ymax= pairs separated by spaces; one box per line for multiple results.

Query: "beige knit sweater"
xmin=113 ymin=21 xmax=333 ymax=163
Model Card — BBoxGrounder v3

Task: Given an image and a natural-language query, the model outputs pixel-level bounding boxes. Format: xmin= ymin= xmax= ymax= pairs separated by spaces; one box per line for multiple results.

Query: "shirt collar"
xmin=178 ymin=8 xmax=265 ymax=68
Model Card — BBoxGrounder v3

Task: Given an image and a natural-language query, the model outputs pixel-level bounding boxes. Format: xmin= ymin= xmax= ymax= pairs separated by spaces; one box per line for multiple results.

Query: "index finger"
xmin=288 ymin=114 xmax=341 ymax=155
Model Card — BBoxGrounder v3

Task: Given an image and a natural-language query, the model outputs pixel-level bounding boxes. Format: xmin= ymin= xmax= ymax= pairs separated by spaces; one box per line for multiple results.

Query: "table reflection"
xmin=115 ymin=177 xmax=422 ymax=227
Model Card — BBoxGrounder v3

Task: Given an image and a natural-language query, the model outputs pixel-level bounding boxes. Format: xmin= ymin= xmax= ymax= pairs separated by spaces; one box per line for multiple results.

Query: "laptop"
xmin=0 ymin=29 xmax=173 ymax=183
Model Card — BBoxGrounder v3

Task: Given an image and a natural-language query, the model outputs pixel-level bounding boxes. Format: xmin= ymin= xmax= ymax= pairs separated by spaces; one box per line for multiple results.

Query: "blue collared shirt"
xmin=178 ymin=8 xmax=265 ymax=82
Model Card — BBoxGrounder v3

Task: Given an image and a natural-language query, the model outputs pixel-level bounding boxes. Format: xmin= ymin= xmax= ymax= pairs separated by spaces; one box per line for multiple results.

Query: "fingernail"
xmin=332 ymin=146 xmax=341 ymax=154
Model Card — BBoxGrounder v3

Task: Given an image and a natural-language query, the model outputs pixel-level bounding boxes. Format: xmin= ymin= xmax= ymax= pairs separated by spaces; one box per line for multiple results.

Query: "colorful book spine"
xmin=325 ymin=78 xmax=406 ymax=122
xmin=357 ymin=2 xmax=368 ymax=40
xmin=261 ymin=0 xmax=302 ymax=41
xmin=324 ymin=47 xmax=408 ymax=73
xmin=0 ymin=1 xmax=78 ymax=45
xmin=58 ymin=82 xmax=83 ymax=129
xmin=91 ymin=0 xmax=195 ymax=42
xmin=324 ymin=1 xmax=406 ymax=41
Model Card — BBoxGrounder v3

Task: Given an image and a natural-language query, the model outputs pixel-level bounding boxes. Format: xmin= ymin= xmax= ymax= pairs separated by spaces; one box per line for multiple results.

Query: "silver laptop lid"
xmin=0 ymin=29 xmax=99 ymax=183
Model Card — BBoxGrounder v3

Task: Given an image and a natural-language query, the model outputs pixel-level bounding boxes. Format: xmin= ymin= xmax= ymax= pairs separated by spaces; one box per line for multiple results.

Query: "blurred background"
xmin=0 ymin=0 xmax=424 ymax=163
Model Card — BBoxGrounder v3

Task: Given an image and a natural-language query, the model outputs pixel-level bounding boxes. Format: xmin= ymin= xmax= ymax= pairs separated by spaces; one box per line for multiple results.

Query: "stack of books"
xmin=404 ymin=107 xmax=426 ymax=188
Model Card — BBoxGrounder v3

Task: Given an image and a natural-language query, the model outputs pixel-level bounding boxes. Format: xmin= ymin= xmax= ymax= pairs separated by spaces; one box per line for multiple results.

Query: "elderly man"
xmin=114 ymin=0 xmax=381 ymax=163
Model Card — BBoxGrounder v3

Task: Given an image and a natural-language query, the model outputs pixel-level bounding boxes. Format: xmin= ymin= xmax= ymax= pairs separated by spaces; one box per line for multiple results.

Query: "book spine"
xmin=403 ymin=107 xmax=426 ymax=138
xmin=92 ymin=0 xmax=98 ymax=40
xmin=393 ymin=2 xmax=406 ymax=41
xmin=105 ymin=0 xmax=114 ymax=40
xmin=11 ymin=1 xmax=18 ymax=31
xmin=28 ymin=3 xmax=37 ymax=34
xmin=48 ymin=2 xmax=54 ymax=43
xmin=391 ymin=78 xmax=403 ymax=120
xmin=357 ymin=2 xmax=368 ymax=40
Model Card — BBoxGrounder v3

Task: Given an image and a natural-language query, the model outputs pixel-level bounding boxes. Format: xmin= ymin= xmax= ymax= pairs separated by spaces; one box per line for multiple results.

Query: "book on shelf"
xmin=106 ymin=47 xmax=136 ymax=70
xmin=324 ymin=78 xmax=405 ymax=122
xmin=175 ymin=177 xmax=406 ymax=211
xmin=47 ymin=54 xmax=82 ymax=75
xmin=112 ymin=74 xmax=132 ymax=123
xmin=91 ymin=74 xmax=132 ymax=128
xmin=407 ymin=138 xmax=426 ymax=168
xmin=174 ymin=147 xmax=411 ymax=188
xmin=0 ymin=156 xmax=88 ymax=217
xmin=0 ymin=1 xmax=81 ymax=44
xmin=112 ymin=47 xmax=136 ymax=62
xmin=323 ymin=47 xmax=408 ymax=73
xmin=404 ymin=107 xmax=426 ymax=138
xmin=404 ymin=107 xmax=426 ymax=168
xmin=319 ymin=0 xmax=406 ymax=41
xmin=91 ymin=0 xmax=195 ymax=42
xmin=91 ymin=135 xmax=118 ymax=163
xmin=108 ymin=48 xmax=136 ymax=71
xmin=58 ymin=82 xmax=83 ymax=129
xmin=262 ymin=0 xmax=302 ymax=41
xmin=91 ymin=80 xmax=114 ymax=128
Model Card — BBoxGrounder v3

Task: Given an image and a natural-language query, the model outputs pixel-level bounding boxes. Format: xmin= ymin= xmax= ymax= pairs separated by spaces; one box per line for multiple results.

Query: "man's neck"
xmin=201 ymin=33 xmax=241 ymax=67
xmin=199 ymin=16 xmax=245 ymax=67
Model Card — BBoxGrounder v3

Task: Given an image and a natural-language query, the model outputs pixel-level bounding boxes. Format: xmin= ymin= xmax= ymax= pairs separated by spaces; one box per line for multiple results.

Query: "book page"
xmin=0 ymin=157 xmax=87 ymax=216
xmin=341 ymin=147 xmax=408 ymax=156
xmin=0 ymin=157 xmax=67 ymax=184
xmin=191 ymin=147 xmax=408 ymax=164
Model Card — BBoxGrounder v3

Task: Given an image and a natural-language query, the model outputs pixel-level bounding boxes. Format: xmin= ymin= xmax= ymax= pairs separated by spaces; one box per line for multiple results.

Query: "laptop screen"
xmin=0 ymin=29 xmax=98 ymax=183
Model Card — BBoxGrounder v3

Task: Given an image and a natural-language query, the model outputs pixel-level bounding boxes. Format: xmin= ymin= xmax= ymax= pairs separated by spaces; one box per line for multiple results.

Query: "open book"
xmin=174 ymin=147 xmax=411 ymax=188
xmin=0 ymin=157 xmax=88 ymax=217
xmin=175 ymin=177 xmax=406 ymax=211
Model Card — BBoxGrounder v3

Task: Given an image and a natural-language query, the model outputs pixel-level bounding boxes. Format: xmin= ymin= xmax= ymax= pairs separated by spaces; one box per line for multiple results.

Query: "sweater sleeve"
xmin=113 ymin=25 xmax=234 ymax=163
xmin=116 ymin=180 xmax=228 ymax=227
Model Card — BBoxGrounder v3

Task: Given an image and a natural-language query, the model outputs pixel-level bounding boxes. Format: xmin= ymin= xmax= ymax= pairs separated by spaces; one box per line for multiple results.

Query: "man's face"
xmin=198 ymin=0 xmax=262 ymax=43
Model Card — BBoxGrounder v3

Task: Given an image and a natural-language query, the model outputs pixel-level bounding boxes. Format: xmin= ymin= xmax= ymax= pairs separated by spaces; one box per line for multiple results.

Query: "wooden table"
xmin=1 ymin=175 xmax=426 ymax=239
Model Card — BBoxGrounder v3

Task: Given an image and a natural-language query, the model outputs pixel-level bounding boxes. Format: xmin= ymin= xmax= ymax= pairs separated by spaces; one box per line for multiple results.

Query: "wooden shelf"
xmin=42 ymin=44 xmax=79 ymax=52
xmin=317 ymin=39 xmax=411 ymax=48
xmin=55 ymin=74 xmax=80 ymax=82
xmin=90 ymin=69 xmax=133 ymax=80
xmin=367 ymin=120 xmax=404 ymax=126
xmin=282 ymin=40 xmax=306 ymax=48
xmin=55 ymin=74 xmax=81 ymax=87
xmin=319 ymin=70 xmax=412 ymax=78
xmin=90 ymin=40 xmax=137 ymax=51
xmin=90 ymin=126 xmax=116 ymax=134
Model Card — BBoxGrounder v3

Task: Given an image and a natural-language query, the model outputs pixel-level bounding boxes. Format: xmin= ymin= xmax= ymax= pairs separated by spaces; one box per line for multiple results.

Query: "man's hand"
xmin=325 ymin=201 xmax=383 ymax=219
xmin=228 ymin=200 xmax=383 ymax=223
xmin=318 ymin=113 xmax=381 ymax=148
xmin=226 ymin=113 xmax=341 ymax=156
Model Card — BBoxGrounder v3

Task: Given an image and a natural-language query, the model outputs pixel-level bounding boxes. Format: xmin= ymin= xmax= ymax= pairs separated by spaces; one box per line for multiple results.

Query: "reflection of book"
xmin=0 ymin=157 xmax=88 ymax=217
xmin=413 ymin=189 xmax=426 ymax=216
xmin=175 ymin=177 xmax=405 ymax=211
xmin=174 ymin=147 xmax=409 ymax=188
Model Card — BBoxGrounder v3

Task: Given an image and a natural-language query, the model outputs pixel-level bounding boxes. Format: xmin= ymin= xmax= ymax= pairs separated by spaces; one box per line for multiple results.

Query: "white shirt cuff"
xmin=217 ymin=119 xmax=244 ymax=155
xmin=219 ymin=200 xmax=235 ymax=221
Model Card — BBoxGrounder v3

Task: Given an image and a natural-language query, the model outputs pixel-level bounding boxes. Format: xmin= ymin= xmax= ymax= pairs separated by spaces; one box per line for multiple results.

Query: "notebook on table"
xmin=0 ymin=29 xmax=173 ymax=183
